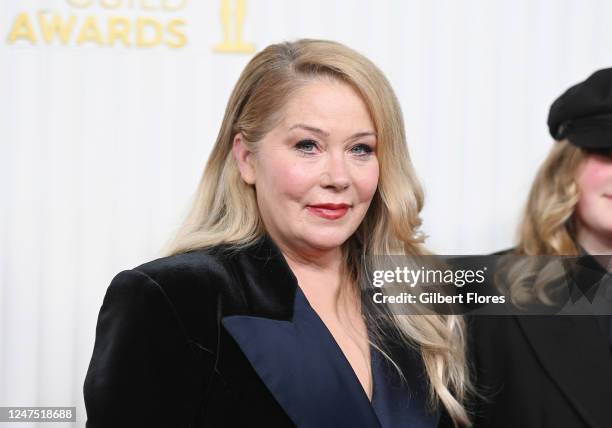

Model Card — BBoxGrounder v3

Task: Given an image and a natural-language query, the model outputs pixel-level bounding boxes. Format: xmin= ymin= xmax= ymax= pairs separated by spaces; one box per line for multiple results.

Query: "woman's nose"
xmin=321 ymin=153 xmax=350 ymax=190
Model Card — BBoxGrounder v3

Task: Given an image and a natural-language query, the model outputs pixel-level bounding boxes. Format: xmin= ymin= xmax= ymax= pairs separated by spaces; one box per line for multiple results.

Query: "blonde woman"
xmin=83 ymin=39 xmax=470 ymax=427
xmin=471 ymin=69 xmax=612 ymax=428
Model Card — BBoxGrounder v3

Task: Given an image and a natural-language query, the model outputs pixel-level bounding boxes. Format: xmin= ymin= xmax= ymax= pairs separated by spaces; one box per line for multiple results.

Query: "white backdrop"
xmin=2 ymin=0 xmax=611 ymax=426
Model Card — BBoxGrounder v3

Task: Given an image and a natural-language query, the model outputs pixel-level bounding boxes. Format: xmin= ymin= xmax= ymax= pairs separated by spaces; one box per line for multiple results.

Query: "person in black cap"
xmin=549 ymin=67 xmax=612 ymax=154
xmin=466 ymin=69 xmax=612 ymax=428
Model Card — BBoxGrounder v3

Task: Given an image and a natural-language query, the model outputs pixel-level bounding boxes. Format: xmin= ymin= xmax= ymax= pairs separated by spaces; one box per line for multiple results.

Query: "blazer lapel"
xmin=517 ymin=316 xmax=612 ymax=428
xmin=221 ymin=235 xmax=382 ymax=428
xmin=370 ymin=346 xmax=439 ymax=427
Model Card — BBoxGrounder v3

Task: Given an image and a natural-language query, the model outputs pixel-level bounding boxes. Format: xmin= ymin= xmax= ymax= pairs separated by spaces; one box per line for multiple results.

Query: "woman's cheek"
xmin=277 ymin=165 xmax=318 ymax=199
xmin=576 ymin=158 xmax=611 ymax=221
xmin=578 ymin=155 xmax=612 ymax=192
xmin=356 ymin=164 xmax=379 ymax=201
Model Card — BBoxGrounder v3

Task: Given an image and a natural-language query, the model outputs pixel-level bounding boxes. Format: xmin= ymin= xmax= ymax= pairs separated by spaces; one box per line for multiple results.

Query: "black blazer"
xmin=470 ymin=316 xmax=612 ymax=428
xmin=83 ymin=234 xmax=435 ymax=428
xmin=469 ymin=253 xmax=612 ymax=428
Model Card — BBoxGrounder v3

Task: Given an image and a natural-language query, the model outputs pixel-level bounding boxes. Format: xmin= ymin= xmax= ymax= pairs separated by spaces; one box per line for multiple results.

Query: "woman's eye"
xmin=351 ymin=143 xmax=374 ymax=156
xmin=295 ymin=139 xmax=318 ymax=153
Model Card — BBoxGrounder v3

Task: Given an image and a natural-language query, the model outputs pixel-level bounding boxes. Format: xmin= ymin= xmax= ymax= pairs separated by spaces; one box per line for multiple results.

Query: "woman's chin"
xmin=298 ymin=231 xmax=354 ymax=251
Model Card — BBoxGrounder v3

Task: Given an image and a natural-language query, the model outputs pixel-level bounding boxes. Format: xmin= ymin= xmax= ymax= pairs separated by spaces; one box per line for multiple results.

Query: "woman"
xmin=471 ymin=68 xmax=612 ymax=428
xmin=83 ymin=39 xmax=470 ymax=427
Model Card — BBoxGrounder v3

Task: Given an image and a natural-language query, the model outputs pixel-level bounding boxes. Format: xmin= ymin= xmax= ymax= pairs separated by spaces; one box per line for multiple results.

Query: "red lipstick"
xmin=307 ymin=203 xmax=350 ymax=220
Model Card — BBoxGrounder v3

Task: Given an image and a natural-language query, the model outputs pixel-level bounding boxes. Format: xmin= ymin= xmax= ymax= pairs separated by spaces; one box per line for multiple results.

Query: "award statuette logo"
xmin=214 ymin=0 xmax=255 ymax=53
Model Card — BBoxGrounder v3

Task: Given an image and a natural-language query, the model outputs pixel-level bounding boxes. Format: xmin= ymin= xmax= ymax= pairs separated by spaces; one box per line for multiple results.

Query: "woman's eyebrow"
xmin=288 ymin=123 xmax=377 ymax=140
xmin=348 ymin=131 xmax=377 ymax=141
xmin=288 ymin=123 xmax=330 ymax=137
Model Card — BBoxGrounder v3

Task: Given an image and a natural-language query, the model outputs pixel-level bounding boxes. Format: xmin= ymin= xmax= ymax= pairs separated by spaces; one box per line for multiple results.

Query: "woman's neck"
xmin=277 ymin=242 xmax=358 ymax=315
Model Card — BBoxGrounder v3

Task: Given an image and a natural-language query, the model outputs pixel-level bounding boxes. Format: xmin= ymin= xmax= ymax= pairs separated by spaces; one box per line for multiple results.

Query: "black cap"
xmin=548 ymin=68 xmax=612 ymax=150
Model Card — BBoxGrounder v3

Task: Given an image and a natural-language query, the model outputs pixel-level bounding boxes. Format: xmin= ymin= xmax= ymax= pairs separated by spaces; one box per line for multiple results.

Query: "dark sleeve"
xmin=84 ymin=269 xmax=211 ymax=427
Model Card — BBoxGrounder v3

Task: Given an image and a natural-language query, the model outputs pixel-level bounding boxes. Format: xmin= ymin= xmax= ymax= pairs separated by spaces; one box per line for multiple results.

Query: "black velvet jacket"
xmin=469 ymin=253 xmax=612 ymax=428
xmin=83 ymin=234 xmax=435 ymax=428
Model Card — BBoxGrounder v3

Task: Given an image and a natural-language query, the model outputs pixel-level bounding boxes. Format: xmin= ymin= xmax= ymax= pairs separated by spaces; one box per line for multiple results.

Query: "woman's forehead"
xmin=277 ymin=80 xmax=375 ymax=134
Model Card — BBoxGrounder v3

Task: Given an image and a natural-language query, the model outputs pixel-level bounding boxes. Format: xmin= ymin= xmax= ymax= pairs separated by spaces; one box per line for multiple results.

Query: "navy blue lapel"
xmin=370 ymin=348 xmax=439 ymax=428
xmin=222 ymin=286 xmax=382 ymax=428
xmin=223 ymin=234 xmax=438 ymax=427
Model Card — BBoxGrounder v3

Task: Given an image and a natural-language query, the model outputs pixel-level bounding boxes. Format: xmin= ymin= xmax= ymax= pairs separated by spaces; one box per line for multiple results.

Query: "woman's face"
xmin=235 ymin=79 xmax=379 ymax=257
xmin=575 ymin=151 xmax=612 ymax=246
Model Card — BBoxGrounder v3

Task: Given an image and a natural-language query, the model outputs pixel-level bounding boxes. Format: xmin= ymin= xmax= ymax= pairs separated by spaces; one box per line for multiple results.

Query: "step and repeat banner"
xmin=2 ymin=0 xmax=612 ymax=425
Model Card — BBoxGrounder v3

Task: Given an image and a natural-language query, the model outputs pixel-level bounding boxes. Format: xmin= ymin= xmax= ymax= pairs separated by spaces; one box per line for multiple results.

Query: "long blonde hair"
xmin=506 ymin=140 xmax=586 ymax=305
xmin=167 ymin=39 xmax=471 ymax=426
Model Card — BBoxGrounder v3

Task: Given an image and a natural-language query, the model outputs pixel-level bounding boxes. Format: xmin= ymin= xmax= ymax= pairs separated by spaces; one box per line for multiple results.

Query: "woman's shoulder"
xmin=133 ymin=246 xmax=235 ymax=290
xmin=106 ymin=245 xmax=241 ymax=323
xmin=129 ymin=245 xmax=249 ymax=307
xmin=85 ymin=248 xmax=238 ymax=423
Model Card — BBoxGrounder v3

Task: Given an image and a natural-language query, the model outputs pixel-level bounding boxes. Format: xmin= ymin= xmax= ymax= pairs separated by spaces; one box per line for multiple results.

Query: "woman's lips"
xmin=307 ymin=204 xmax=350 ymax=220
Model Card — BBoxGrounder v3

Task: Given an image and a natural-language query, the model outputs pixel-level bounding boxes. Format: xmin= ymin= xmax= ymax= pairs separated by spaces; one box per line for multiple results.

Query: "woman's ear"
xmin=233 ymin=133 xmax=256 ymax=185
